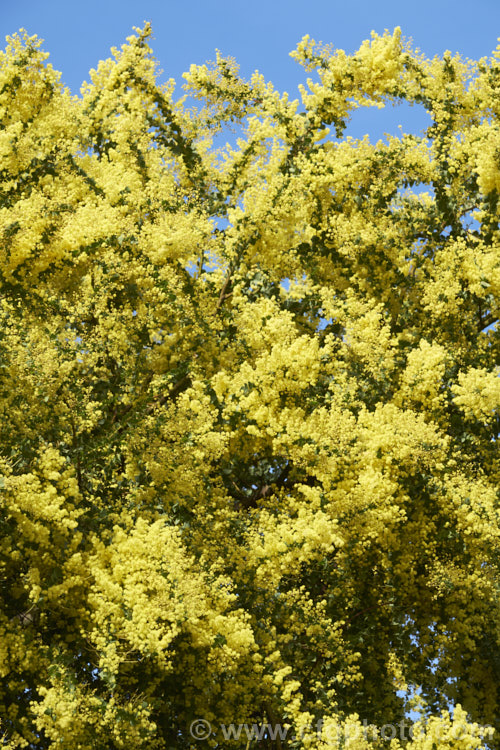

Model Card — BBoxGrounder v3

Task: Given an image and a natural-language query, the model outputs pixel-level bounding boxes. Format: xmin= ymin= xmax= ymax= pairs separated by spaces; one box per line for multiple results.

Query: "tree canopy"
xmin=1 ymin=23 xmax=500 ymax=749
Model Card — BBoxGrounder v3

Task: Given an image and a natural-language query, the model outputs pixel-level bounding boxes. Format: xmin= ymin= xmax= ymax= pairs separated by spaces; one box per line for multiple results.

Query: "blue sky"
xmin=2 ymin=0 xmax=500 ymax=142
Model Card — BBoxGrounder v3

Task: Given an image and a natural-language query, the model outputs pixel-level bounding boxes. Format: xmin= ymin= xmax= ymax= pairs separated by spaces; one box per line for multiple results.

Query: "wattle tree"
xmin=0 ymin=24 xmax=499 ymax=749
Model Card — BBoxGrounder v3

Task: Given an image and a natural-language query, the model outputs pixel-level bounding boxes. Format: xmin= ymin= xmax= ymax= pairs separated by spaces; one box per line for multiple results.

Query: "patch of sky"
xmin=460 ymin=207 xmax=481 ymax=234
xmin=484 ymin=319 xmax=499 ymax=335
xmin=397 ymin=683 xmax=424 ymax=723
xmin=207 ymin=119 xmax=247 ymax=154
xmin=345 ymin=99 xmax=432 ymax=143
xmin=316 ymin=316 xmax=333 ymax=332
xmin=394 ymin=620 xmax=444 ymax=723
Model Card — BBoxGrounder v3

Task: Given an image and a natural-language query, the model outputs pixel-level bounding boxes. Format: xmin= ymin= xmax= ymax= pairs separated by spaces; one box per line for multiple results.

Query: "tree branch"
xmin=478 ymin=312 xmax=498 ymax=333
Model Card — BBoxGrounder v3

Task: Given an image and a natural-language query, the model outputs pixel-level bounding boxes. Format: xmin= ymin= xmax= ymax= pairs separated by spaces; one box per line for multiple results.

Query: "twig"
xmin=215 ymin=270 xmax=233 ymax=313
